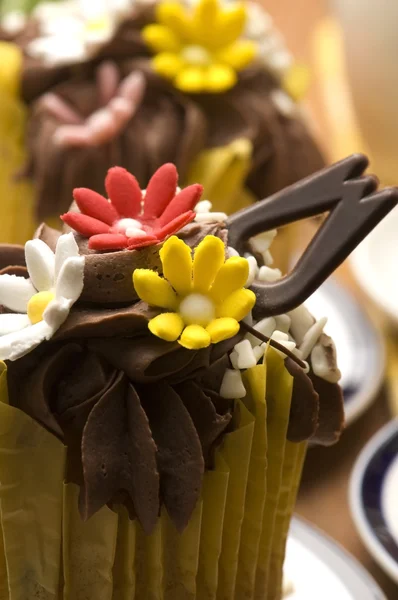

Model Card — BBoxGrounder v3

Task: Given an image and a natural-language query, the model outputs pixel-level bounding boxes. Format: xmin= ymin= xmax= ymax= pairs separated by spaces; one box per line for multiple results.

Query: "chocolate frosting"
xmin=2 ymin=3 xmax=325 ymax=220
xmin=35 ymin=221 xmax=228 ymax=305
xmin=6 ymin=332 xmax=234 ymax=532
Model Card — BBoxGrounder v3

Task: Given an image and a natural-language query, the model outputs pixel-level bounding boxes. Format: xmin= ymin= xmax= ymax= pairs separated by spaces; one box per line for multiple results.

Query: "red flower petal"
xmin=127 ymin=232 xmax=158 ymax=247
xmin=88 ymin=233 xmax=130 ymax=250
xmin=155 ymin=211 xmax=196 ymax=241
xmin=128 ymin=239 xmax=160 ymax=250
xmin=105 ymin=167 xmax=142 ymax=218
xmin=158 ymin=184 xmax=203 ymax=226
xmin=143 ymin=163 xmax=178 ymax=219
xmin=61 ymin=212 xmax=110 ymax=236
xmin=73 ymin=187 xmax=119 ymax=225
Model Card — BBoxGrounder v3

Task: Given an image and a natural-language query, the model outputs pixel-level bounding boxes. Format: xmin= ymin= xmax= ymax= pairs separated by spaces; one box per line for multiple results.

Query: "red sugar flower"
xmin=61 ymin=164 xmax=203 ymax=251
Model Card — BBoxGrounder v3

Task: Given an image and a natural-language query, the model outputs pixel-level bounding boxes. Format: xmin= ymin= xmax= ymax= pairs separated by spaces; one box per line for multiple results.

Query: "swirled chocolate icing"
xmin=0 ymin=216 xmax=344 ymax=530
xmin=1 ymin=3 xmax=324 ymax=220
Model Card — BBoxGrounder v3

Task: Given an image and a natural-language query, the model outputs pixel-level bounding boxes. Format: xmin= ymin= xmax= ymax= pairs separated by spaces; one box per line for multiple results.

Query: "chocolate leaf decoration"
xmin=176 ymin=381 xmax=232 ymax=467
xmin=140 ymin=382 xmax=204 ymax=532
xmin=227 ymin=154 xmax=398 ymax=314
xmin=285 ymin=358 xmax=319 ymax=443
xmin=80 ymin=372 xmax=160 ymax=533
xmin=309 ymin=372 xmax=345 ymax=446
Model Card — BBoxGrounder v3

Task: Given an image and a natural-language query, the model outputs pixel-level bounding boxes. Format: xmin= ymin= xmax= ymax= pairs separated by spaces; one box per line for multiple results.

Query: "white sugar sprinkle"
xmin=245 ymin=317 xmax=276 ymax=347
xmin=233 ymin=339 xmax=258 ymax=369
xmin=220 ymin=369 xmax=246 ymax=399
xmin=299 ymin=317 xmax=328 ymax=360
xmin=258 ymin=265 xmax=282 ymax=282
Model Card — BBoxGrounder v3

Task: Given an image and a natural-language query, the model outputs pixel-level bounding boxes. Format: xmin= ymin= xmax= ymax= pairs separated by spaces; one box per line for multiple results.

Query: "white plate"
xmin=286 ymin=517 xmax=386 ymax=599
xmin=350 ymin=419 xmax=398 ymax=584
xmin=350 ymin=206 xmax=398 ymax=324
xmin=305 ymin=278 xmax=385 ymax=426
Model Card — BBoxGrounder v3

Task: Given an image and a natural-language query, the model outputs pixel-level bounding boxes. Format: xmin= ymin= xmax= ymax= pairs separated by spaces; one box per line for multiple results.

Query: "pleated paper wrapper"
xmin=0 ymin=43 xmax=36 ymax=245
xmin=0 ymin=348 xmax=307 ymax=600
xmin=186 ymin=141 xmax=299 ymax=274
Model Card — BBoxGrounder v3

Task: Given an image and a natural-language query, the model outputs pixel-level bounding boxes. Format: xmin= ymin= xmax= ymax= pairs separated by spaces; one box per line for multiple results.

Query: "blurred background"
xmin=263 ymin=1 xmax=398 ymax=599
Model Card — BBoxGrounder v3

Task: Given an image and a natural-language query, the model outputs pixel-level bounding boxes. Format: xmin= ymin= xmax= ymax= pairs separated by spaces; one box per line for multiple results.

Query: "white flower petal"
xmin=0 ymin=313 xmax=31 ymax=336
xmin=25 ymin=239 xmax=55 ymax=292
xmin=43 ymin=298 xmax=72 ymax=330
xmin=55 ymin=256 xmax=85 ymax=302
xmin=0 ymin=275 xmax=36 ymax=313
xmin=55 ymin=233 xmax=80 ymax=279
xmin=0 ymin=321 xmax=54 ymax=362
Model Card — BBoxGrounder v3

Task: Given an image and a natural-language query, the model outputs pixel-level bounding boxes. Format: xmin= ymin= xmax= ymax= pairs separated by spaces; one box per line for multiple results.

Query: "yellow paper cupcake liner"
xmin=235 ymin=364 xmax=268 ymax=599
xmin=0 ymin=347 xmax=305 ymax=600
xmin=186 ymin=139 xmax=255 ymax=216
xmin=0 ymin=43 xmax=36 ymax=246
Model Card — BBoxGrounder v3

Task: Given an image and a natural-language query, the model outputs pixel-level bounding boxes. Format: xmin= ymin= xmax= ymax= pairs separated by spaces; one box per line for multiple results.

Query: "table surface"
xmin=260 ymin=3 xmax=398 ymax=597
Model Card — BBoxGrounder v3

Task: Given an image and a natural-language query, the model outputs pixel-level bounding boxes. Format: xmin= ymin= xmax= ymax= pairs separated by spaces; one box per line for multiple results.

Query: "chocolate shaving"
xmin=309 ymin=372 xmax=345 ymax=446
xmin=285 ymin=358 xmax=319 ymax=442
xmin=228 ymin=154 xmax=398 ymax=315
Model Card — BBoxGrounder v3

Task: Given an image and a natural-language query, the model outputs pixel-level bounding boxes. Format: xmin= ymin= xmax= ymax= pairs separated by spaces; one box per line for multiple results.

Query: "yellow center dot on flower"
xmin=179 ymin=293 xmax=215 ymax=327
xmin=87 ymin=17 xmax=109 ymax=33
xmin=181 ymin=45 xmax=212 ymax=66
xmin=27 ymin=291 xmax=55 ymax=324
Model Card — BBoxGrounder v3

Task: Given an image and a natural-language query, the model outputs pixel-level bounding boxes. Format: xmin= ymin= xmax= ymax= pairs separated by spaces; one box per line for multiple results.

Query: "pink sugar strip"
xmin=97 ymin=61 xmax=121 ymax=106
xmin=39 ymin=93 xmax=83 ymax=125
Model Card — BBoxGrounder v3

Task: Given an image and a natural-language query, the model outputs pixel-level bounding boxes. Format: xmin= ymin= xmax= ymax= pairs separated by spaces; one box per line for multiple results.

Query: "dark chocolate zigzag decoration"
xmin=227 ymin=154 xmax=398 ymax=315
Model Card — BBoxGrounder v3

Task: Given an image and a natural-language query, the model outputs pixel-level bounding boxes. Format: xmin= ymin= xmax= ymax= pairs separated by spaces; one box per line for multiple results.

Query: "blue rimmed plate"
xmin=285 ymin=517 xmax=386 ymax=599
xmin=305 ymin=278 xmax=385 ymax=426
xmin=350 ymin=419 xmax=398 ymax=584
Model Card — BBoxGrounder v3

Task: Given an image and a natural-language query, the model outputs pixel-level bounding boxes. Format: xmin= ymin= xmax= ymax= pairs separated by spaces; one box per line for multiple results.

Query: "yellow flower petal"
xmin=148 ymin=312 xmax=184 ymax=342
xmin=179 ymin=324 xmax=211 ymax=350
xmin=175 ymin=65 xmax=206 ymax=92
xmin=206 ymin=317 xmax=239 ymax=343
xmin=142 ymin=24 xmax=182 ymax=53
xmin=192 ymin=0 xmax=220 ymax=47
xmin=217 ymin=288 xmax=256 ymax=321
xmin=209 ymin=256 xmax=249 ymax=303
xmin=152 ymin=52 xmax=185 ymax=80
xmin=27 ymin=291 xmax=55 ymax=325
xmin=192 ymin=235 xmax=225 ymax=293
xmin=204 ymin=63 xmax=237 ymax=92
xmin=217 ymin=40 xmax=257 ymax=71
xmin=156 ymin=1 xmax=191 ymax=41
xmin=160 ymin=236 xmax=192 ymax=296
xmin=133 ymin=269 xmax=178 ymax=310
xmin=282 ymin=63 xmax=311 ymax=102
xmin=215 ymin=3 xmax=247 ymax=48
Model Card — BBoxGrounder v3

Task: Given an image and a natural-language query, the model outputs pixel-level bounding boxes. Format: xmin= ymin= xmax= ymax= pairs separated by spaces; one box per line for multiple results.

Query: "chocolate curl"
xmin=227 ymin=154 xmax=398 ymax=315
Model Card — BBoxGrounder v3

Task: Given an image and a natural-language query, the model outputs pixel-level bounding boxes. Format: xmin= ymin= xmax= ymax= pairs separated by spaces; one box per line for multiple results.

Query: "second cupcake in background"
xmin=0 ymin=0 xmax=323 ymax=246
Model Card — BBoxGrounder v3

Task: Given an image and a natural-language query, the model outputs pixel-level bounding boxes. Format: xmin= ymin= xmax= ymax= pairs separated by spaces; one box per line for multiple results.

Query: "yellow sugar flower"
xmin=133 ymin=235 xmax=256 ymax=350
xmin=142 ymin=0 xmax=257 ymax=93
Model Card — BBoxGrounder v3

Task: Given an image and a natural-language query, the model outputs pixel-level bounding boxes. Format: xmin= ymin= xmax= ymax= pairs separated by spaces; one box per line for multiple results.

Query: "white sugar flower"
xmin=27 ymin=0 xmax=133 ymax=66
xmin=0 ymin=233 xmax=84 ymax=361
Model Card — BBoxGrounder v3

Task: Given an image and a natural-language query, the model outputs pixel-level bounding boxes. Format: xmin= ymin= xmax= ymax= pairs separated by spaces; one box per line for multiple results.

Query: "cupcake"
xmin=0 ymin=0 xmax=324 ymax=247
xmin=0 ymin=153 xmax=393 ymax=600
